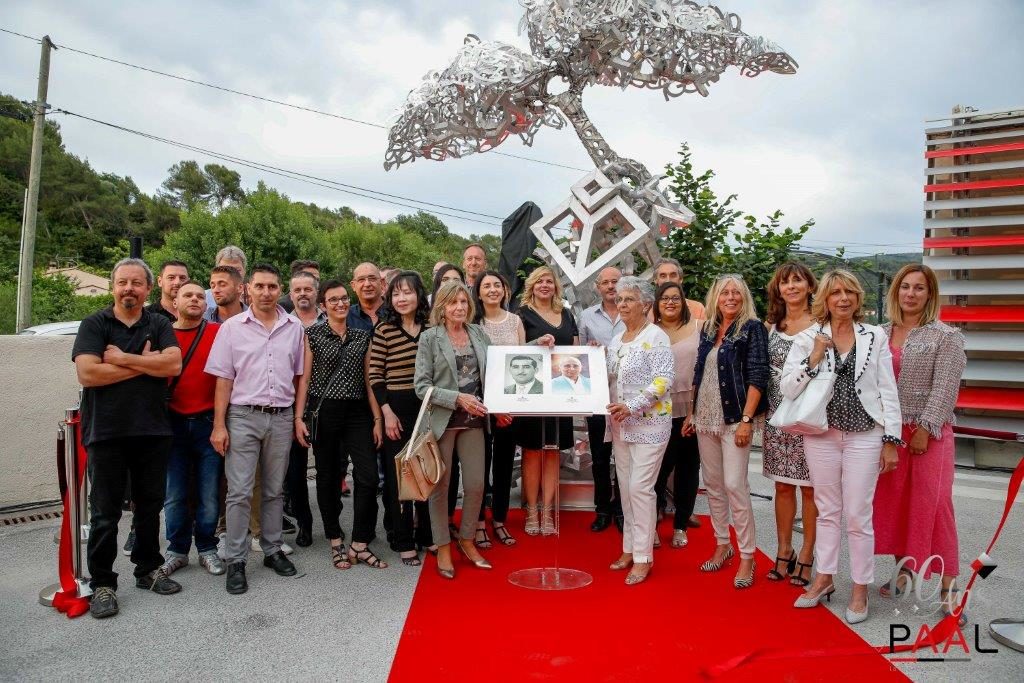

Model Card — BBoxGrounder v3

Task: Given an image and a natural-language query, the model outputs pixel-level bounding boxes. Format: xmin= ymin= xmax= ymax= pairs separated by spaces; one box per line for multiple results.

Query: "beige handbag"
xmin=396 ymin=387 xmax=446 ymax=502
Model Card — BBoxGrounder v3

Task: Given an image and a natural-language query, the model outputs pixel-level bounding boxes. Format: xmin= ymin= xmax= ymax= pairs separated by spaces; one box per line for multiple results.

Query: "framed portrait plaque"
xmin=483 ymin=345 xmax=610 ymax=416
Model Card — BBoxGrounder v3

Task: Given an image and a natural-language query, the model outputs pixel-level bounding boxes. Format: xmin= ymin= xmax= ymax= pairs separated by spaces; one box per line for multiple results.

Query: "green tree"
xmin=661 ymin=144 xmax=813 ymax=314
xmin=160 ymin=161 xmax=244 ymax=211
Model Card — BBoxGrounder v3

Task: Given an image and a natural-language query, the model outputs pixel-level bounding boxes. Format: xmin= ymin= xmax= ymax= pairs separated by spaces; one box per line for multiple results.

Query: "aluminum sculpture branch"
xmin=383 ymin=1 xmax=797 ymax=308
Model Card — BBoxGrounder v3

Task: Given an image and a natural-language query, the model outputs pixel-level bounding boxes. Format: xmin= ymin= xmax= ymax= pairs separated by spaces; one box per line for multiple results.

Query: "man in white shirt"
xmin=578 ymin=267 xmax=624 ymax=533
xmin=504 ymin=355 xmax=544 ymax=394
xmin=551 ymin=356 xmax=591 ymax=394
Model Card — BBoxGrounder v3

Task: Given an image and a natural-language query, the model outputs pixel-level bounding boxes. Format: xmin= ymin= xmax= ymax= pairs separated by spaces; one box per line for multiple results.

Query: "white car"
xmin=18 ymin=321 xmax=82 ymax=336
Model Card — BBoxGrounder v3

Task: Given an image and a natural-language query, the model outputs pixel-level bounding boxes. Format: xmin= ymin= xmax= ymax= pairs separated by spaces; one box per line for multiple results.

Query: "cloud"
xmin=1 ymin=0 xmax=1021 ymax=253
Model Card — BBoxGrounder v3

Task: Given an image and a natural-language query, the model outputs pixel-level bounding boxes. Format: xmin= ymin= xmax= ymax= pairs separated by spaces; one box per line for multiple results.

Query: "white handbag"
xmin=769 ymin=329 xmax=836 ymax=436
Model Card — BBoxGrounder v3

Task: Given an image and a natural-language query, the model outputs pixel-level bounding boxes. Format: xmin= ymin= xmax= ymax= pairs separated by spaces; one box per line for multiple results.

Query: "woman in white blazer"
xmin=781 ymin=270 xmax=901 ymax=624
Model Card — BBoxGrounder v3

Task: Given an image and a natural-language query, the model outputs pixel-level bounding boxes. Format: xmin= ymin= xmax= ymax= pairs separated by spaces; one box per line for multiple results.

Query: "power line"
xmin=0 ymin=26 xmax=592 ymax=173
xmin=51 ymin=107 xmax=505 ymax=227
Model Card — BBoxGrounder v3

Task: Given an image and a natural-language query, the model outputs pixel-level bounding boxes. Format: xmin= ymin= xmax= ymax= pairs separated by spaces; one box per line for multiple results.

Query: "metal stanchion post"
xmin=39 ymin=408 xmax=91 ymax=606
xmin=508 ymin=418 xmax=592 ymax=590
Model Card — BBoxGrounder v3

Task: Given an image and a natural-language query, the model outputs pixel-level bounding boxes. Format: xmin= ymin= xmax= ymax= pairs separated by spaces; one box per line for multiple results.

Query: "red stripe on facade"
xmin=956 ymin=386 xmax=1024 ymax=412
xmin=940 ymin=305 xmax=1024 ymax=323
xmin=925 ymin=235 xmax=1024 ymax=248
xmin=925 ymin=177 xmax=1024 ymax=192
xmin=926 ymin=141 xmax=1024 ymax=158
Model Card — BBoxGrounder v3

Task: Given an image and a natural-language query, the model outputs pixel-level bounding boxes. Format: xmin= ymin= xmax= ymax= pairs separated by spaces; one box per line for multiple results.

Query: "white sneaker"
xmin=161 ymin=552 xmax=189 ymax=576
xmin=249 ymin=537 xmax=293 ymax=555
xmin=216 ymin=533 xmax=227 ymax=560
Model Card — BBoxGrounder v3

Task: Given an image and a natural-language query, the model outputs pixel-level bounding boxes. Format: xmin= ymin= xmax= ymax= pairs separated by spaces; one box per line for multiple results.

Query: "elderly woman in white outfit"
xmin=606 ymin=277 xmax=675 ymax=585
xmin=783 ymin=270 xmax=901 ymax=624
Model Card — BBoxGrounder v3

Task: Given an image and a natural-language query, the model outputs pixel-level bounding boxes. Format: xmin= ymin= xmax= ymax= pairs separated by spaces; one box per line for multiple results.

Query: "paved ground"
xmin=0 ymin=450 xmax=1021 ymax=681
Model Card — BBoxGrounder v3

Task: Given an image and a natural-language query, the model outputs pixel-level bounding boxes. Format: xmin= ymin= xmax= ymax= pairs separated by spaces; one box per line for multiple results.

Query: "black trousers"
xmin=586 ymin=415 xmax=621 ymax=516
xmin=87 ymin=435 xmax=172 ymax=590
xmin=312 ymin=399 xmax=374 ymax=542
xmin=654 ymin=416 xmax=701 ymax=528
xmin=285 ymin=439 xmax=313 ymax=531
xmin=489 ymin=416 xmax=517 ymax=523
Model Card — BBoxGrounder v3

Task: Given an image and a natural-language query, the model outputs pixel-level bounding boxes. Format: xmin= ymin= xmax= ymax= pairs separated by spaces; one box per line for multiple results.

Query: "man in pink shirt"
xmin=205 ymin=263 xmax=305 ymax=594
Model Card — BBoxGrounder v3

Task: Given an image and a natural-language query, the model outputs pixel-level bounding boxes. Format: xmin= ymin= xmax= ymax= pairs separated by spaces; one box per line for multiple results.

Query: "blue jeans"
xmin=166 ymin=411 xmax=223 ymax=555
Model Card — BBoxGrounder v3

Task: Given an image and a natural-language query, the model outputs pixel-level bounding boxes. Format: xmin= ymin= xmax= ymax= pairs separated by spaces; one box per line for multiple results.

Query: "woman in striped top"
xmin=473 ymin=270 xmax=526 ymax=547
xmin=369 ymin=271 xmax=434 ymax=566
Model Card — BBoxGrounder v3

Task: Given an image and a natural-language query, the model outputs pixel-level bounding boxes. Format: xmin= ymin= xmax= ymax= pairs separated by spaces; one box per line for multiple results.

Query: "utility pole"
xmin=16 ymin=36 xmax=55 ymax=333
xmin=876 ymin=253 xmax=885 ymax=324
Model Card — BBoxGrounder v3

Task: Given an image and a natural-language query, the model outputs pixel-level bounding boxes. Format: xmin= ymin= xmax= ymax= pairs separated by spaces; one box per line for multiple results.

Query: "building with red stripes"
xmin=924 ymin=105 xmax=1024 ymax=465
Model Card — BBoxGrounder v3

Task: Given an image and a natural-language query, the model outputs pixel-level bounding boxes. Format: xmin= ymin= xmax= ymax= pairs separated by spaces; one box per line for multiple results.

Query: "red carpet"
xmin=389 ymin=511 xmax=908 ymax=682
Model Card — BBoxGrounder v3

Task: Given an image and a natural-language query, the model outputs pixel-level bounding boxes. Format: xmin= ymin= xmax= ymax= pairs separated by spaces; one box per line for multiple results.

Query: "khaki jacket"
xmin=413 ymin=324 xmax=491 ymax=439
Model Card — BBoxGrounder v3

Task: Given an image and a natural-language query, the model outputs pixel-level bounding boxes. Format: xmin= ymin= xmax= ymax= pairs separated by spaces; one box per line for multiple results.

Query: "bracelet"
xmin=374 ymin=417 xmax=383 ymax=422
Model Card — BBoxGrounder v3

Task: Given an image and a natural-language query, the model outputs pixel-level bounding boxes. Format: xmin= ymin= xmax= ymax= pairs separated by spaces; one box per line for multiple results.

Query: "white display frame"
xmin=483 ymin=345 xmax=610 ymax=416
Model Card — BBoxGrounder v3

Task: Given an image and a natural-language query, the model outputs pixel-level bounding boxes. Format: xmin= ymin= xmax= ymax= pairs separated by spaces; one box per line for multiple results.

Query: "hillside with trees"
xmin=0 ymin=93 xmax=498 ymax=332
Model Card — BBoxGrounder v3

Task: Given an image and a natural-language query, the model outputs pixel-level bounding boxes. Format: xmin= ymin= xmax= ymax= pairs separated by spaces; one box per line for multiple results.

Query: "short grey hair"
xmin=654 ymin=257 xmax=682 ymax=276
xmin=111 ymin=258 xmax=154 ymax=287
xmin=290 ymin=270 xmax=320 ymax=290
xmin=215 ymin=245 xmax=247 ymax=272
xmin=616 ymin=276 xmax=655 ymax=305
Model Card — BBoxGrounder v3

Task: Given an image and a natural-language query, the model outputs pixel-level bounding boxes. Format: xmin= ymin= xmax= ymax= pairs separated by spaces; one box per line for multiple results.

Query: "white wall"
xmin=0 ymin=336 xmax=80 ymax=507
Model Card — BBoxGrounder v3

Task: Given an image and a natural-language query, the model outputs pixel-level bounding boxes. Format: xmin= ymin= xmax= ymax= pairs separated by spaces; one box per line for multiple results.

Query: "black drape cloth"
xmin=498 ymin=201 xmax=542 ymax=312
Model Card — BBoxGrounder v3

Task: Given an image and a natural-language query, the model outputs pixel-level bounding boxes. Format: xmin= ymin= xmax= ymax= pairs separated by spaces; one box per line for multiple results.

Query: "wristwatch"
xmin=740 ymin=415 xmax=753 ymax=424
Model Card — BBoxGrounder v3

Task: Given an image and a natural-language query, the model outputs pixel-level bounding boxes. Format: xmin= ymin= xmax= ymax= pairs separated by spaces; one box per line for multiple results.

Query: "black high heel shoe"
xmin=790 ymin=560 xmax=813 ymax=587
xmin=767 ymin=551 xmax=797 ymax=581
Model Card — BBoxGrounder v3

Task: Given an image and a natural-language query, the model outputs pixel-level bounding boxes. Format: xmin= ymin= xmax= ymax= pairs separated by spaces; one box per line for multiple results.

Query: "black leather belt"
xmin=247 ymin=405 xmax=289 ymax=414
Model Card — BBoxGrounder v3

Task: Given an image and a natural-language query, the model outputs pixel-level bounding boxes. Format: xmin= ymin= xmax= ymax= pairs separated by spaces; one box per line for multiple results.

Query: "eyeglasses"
xmin=659 ymin=296 xmax=682 ymax=303
xmin=614 ymin=296 xmax=640 ymax=305
xmin=325 ymin=296 xmax=351 ymax=306
xmin=597 ymin=279 xmax=619 ymax=287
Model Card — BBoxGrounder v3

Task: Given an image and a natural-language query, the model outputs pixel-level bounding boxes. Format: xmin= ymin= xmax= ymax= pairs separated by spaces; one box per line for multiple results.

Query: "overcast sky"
xmin=2 ymin=1 xmax=1022 ymax=258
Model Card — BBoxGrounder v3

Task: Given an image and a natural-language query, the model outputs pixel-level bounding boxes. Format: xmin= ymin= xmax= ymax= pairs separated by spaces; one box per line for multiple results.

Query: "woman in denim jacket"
xmin=683 ymin=274 xmax=769 ymax=589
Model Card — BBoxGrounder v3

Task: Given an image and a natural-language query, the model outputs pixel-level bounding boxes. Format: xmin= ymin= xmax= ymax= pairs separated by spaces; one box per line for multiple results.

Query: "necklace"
xmin=621 ymin=321 xmax=649 ymax=344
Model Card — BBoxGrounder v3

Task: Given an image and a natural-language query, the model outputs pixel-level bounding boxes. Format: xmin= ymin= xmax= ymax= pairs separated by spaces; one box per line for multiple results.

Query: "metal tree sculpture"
xmin=385 ymin=1 xmax=796 ymax=303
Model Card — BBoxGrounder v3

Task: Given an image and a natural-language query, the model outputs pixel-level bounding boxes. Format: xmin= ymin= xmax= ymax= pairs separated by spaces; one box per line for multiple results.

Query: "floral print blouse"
xmin=607 ymin=324 xmax=675 ymax=444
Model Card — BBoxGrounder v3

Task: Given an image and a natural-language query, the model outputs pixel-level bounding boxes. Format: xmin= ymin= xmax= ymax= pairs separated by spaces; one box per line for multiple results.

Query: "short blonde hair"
xmin=812 ymin=269 xmax=865 ymax=324
xmin=519 ymin=266 xmax=564 ymax=313
xmin=702 ymin=274 xmax=758 ymax=338
xmin=885 ymin=264 xmax=940 ymax=327
xmin=429 ymin=280 xmax=475 ymax=326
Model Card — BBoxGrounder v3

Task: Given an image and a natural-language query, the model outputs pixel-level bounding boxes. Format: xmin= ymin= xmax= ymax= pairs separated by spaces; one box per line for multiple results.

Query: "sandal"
xmin=348 ymin=545 xmax=389 ymax=569
xmin=330 ymin=543 xmax=352 ymax=570
xmin=940 ymin=587 xmax=968 ymax=627
xmin=474 ymin=527 xmax=493 ymax=549
xmin=880 ymin=568 xmax=914 ymax=597
xmin=767 ymin=550 xmax=797 ymax=581
xmin=492 ymin=523 xmax=517 ymax=546
xmin=790 ymin=559 xmax=813 ymax=587
xmin=400 ymin=551 xmax=421 ymax=567
xmin=524 ymin=505 xmax=540 ymax=536
xmin=671 ymin=529 xmax=688 ymax=548
xmin=541 ymin=505 xmax=556 ymax=536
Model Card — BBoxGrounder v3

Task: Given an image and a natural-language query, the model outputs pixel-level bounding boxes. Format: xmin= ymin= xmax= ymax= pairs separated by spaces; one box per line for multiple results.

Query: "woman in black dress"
xmin=516 ymin=266 xmax=578 ymax=535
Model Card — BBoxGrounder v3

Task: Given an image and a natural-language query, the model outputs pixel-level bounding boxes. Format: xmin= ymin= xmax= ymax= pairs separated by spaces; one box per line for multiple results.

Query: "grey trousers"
xmin=430 ymin=428 xmax=486 ymax=545
xmin=224 ymin=405 xmax=293 ymax=563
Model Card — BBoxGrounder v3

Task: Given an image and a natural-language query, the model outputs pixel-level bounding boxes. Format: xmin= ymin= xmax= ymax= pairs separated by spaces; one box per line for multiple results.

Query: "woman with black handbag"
xmin=295 ymin=279 xmax=383 ymax=571
xmin=369 ymin=271 xmax=435 ymax=566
